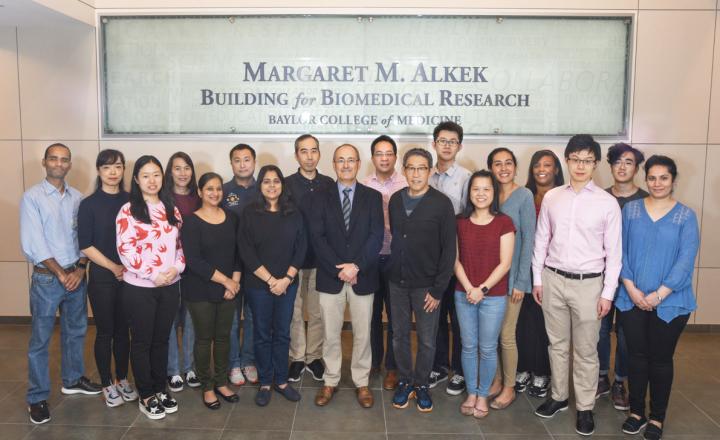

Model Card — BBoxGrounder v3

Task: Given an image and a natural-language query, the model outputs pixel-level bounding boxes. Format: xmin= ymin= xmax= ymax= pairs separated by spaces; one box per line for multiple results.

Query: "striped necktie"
xmin=342 ymin=187 xmax=351 ymax=230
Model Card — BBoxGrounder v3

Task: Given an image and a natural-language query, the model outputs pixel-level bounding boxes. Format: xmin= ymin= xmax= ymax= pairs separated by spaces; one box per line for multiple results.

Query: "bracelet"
xmin=284 ymin=274 xmax=295 ymax=283
xmin=265 ymin=274 xmax=272 ymax=283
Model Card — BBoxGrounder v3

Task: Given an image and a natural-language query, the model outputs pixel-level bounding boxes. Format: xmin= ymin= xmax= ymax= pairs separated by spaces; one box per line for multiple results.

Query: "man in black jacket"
xmin=310 ymin=144 xmax=384 ymax=409
xmin=387 ymin=148 xmax=456 ymax=413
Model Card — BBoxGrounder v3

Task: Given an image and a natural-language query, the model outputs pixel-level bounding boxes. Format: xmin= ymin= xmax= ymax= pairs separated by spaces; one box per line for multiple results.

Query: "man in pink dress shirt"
xmin=531 ymin=134 xmax=622 ymax=436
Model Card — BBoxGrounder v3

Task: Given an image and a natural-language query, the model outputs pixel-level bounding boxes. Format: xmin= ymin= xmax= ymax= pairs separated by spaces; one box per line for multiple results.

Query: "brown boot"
xmin=383 ymin=370 xmax=398 ymax=391
xmin=356 ymin=386 xmax=374 ymax=408
xmin=314 ymin=386 xmax=336 ymax=406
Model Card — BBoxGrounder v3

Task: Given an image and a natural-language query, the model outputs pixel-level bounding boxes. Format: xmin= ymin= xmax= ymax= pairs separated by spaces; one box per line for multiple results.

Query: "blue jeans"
xmin=598 ymin=305 xmax=628 ymax=381
xmin=228 ymin=289 xmax=255 ymax=370
xmin=245 ymin=284 xmax=297 ymax=386
xmin=167 ymin=303 xmax=194 ymax=375
xmin=27 ymin=272 xmax=88 ymax=404
xmin=455 ymin=291 xmax=506 ymax=397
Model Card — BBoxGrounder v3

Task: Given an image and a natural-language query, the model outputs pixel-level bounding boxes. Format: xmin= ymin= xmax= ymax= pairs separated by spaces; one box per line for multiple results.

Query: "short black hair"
xmin=607 ymin=143 xmax=645 ymax=168
xmin=462 ymin=170 xmax=500 ymax=218
xmin=294 ymin=134 xmax=319 ymax=153
xmin=433 ymin=121 xmax=463 ymax=143
xmin=229 ymin=143 xmax=256 ymax=160
xmin=487 ymin=147 xmax=518 ymax=169
xmin=44 ymin=143 xmax=71 ymax=160
xmin=644 ymin=155 xmax=678 ymax=182
xmin=370 ymin=135 xmax=397 ymax=155
xmin=94 ymin=149 xmax=126 ymax=191
xmin=565 ymin=134 xmax=601 ymax=161
xmin=402 ymin=148 xmax=433 ymax=169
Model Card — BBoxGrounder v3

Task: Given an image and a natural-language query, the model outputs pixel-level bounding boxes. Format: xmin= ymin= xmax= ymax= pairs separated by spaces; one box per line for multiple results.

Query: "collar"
xmin=229 ymin=177 xmax=256 ymax=189
xmin=296 ymin=168 xmax=322 ymax=183
xmin=563 ymin=179 xmax=598 ymax=194
xmin=337 ymin=180 xmax=357 ymax=194
xmin=369 ymin=170 xmax=401 ymax=184
xmin=434 ymin=162 xmax=458 ymax=177
xmin=42 ymin=178 xmax=68 ymax=195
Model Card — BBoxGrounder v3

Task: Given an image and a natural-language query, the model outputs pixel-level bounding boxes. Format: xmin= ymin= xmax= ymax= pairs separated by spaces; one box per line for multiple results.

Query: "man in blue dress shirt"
xmin=20 ymin=143 xmax=101 ymax=424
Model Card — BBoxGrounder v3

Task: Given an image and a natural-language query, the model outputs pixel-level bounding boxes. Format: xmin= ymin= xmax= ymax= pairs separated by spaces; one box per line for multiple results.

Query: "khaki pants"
xmin=541 ymin=267 xmax=603 ymax=411
xmin=289 ymin=268 xmax=323 ymax=363
xmin=318 ymin=283 xmax=374 ymax=387
xmin=495 ymin=296 xmax=523 ymax=387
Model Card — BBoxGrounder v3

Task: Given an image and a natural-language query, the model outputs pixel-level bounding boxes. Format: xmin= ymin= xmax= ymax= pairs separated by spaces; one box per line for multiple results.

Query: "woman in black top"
xmin=78 ymin=149 xmax=137 ymax=407
xmin=182 ymin=172 xmax=241 ymax=409
xmin=238 ymin=165 xmax=307 ymax=407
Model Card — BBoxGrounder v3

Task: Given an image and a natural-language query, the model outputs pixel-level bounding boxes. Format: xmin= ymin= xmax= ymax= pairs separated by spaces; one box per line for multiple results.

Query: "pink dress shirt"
xmin=362 ymin=171 xmax=408 ymax=255
xmin=532 ymin=180 xmax=622 ymax=301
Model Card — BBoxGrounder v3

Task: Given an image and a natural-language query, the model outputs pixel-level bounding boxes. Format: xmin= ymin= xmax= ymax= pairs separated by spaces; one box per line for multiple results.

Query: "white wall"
xmin=1 ymin=0 xmax=719 ymax=323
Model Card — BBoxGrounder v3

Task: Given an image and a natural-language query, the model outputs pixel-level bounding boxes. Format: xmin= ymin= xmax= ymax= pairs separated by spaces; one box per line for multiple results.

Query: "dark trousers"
xmin=87 ymin=265 xmax=130 ymax=387
xmin=433 ymin=276 xmax=462 ymax=375
xmin=516 ymin=294 xmax=551 ymax=377
xmin=123 ymin=282 xmax=180 ymax=399
xmin=246 ymin=284 xmax=297 ymax=386
xmin=618 ymin=307 xmax=689 ymax=423
xmin=389 ymin=281 xmax=441 ymax=386
xmin=371 ymin=256 xmax=396 ymax=370
xmin=186 ymin=300 xmax=235 ymax=391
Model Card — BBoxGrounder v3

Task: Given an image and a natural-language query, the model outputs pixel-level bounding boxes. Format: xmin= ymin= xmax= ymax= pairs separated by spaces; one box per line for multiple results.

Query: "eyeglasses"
xmin=373 ymin=152 xmax=395 ymax=158
xmin=435 ymin=138 xmax=459 ymax=147
xmin=567 ymin=158 xmax=596 ymax=167
xmin=334 ymin=158 xmax=358 ymax=166
xmin=612 ymin=159 xmax=636 ymax=168
xmin=405 ymin=166 xmax=430 ymax=174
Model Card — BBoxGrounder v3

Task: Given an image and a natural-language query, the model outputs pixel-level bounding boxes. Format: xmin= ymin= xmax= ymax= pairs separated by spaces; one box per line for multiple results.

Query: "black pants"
xmin=123 ymin=282 xmax=180 ymax=399
xmin=618 ymin=307 xmax=689 ymax=423
xmin=186 ymin=300 xmax=235 ymax=391
xmin=87 ymin=264 xmax=130 ymax=387
xmin=389 ymin=281 xmax=441 ymax=387
xmin=371 ymin=256 xmax=396 ymax=370
xmin=516 ymin=294 xmax=551 ymax=377
xmin=433 ymin=276 xmax=462 ymax=375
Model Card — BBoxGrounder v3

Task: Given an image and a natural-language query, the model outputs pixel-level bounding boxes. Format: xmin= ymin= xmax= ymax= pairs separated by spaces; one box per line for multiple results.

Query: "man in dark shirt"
xmin=284 ymin=134 xmax=335 ymax=383
xmin=598 ymin=143 xmax=649 ymax=411
xmin=387 ymin=148 xmax=456 ymax=413
xmin=222 ymin=143 xmax=259 ymax=387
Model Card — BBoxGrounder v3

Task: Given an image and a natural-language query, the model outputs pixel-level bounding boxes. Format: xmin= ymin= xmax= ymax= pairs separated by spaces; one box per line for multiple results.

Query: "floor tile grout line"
xmin=0 ymin=381 xmax=25 ymax=404
xmin=20 ymin=424 xmax=37 ymax=440
xmin=380 ymin=385 xmax=388 ymax=440
xmin=288 ymin=380 xmax=301 ymax=440
xmin=219 ymin=388 xmax=237 ymax=438
xmin=676 ymin=389 xmax=720 ymax=429
xmin=524 ymin=392 xmax=556 ymax=439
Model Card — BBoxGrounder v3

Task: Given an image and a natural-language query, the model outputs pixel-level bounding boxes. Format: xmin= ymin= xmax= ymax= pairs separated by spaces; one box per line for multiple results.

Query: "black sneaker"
xmin=167 ymin=375 xmax=184 ymax=392
xmin=576 ymin=410 xmax=595 ymax=436
xmin=28 ymin=400 xmax=50 ymax=424
xmin=622 ymin=415 xmax=648 ymax=435
xmin=643 ymin=423 xmax=663 ymax=440
xmin=446 ymin=374 xmax=465 ymax=396
xmin=61 ymin=376 xmax=102 ymax=395
xmin=528 ymin=375 xmax=550 ymax=398
xmin=156 ymin=391 xmax=178 ymax=414
xmin=288 ymin=361 xmax=305 ymax=382
xmin=306 ymin=359 xmax=324 ymax=381
xmin=139 ymin=395 xmax=165 ymax=420
xmin=428 ymin=370 xmax=448 ymax=389
xmin=515 ymin=371 xmax=531 ymax=393
xmin=596 ymin=374 xmax=610 ymax=399
xmin=185 ymin=371 xmax=201 ymax=388
xmin=534 ymin=398 xmax=569 ymax=418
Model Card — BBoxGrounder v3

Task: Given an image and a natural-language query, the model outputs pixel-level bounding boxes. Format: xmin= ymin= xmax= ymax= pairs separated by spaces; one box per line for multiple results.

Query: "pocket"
xmin=31 ymin=272 xmax=55 ymax=286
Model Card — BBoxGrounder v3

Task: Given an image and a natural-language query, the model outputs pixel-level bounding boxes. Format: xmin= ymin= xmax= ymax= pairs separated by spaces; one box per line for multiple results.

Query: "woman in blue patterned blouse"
xmin=616 ymin=155 xmax=700 ymax=440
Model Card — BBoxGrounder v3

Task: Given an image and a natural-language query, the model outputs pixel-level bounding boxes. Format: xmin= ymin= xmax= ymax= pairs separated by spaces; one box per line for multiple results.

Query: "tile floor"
xmin=0 ymin=324 xmax=718 ymax=439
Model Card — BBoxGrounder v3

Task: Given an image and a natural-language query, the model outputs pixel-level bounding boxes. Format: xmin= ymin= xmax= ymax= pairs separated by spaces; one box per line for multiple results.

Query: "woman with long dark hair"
xmin=182 ymin=172 xmax=241 ymax=409
xmin=117 ymin=155 xmax=184 ymax=420
xmin=238 ymin=165 xmax=307 ymax=407
xmin=515 ymin=150 xmax=564 ymax=397
xmin=164 ymin=152 xmax=201 ymax=392
xmin=454 ymin=170 xmax=515 ymax=418
xmin=78 ymin=149 xmax=137 ymax=407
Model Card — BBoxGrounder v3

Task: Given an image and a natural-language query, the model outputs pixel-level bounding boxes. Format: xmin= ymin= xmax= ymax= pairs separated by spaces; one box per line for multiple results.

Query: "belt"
xmin=33 ymin=261 xmax=80 ymax=276
xmin=546 ymin=266 xmax=602 ymax=281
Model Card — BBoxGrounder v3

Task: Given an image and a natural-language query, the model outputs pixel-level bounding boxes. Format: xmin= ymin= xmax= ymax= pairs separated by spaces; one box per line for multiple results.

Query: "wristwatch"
xmin=481 ymin=286 xmax=489 ymax=294
xmin=77 ymin=262 xmax=87 ymax=270
xmin=284 ymin=274 xmax=295 ymax=283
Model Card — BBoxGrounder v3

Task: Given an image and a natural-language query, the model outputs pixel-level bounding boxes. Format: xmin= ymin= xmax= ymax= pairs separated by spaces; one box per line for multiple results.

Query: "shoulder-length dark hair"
xmin=129 ymin=155 xmax=180 ymax=226
xmin=250 ymin=165 xmax=295 ymax=216
xmin=94 ymin=149 xmax=126 ymax=192
xmin=462 ymin=170 xmax=500 ymax=218
xmin=525 ymin=150 xmax=565 ymax=195
xmin=164 ymin=152 xmax=198 ymax=196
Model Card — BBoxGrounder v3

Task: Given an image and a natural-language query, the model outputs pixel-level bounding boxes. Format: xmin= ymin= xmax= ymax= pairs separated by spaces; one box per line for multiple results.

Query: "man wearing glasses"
xmin=428 ymin=122 xmax=471 ymax=396
xmin=532 ymin=134 xmax=622 ymax=436
xmin=387 ymin=148 xmax=457 ymax=413
xmin=362 ymin=135 xmax=408 ymax=391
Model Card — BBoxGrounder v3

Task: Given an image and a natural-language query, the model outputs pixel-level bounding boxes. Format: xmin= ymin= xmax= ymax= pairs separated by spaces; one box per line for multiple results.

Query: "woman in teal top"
xmin=616 ymin=155 xmax=699 ymax=440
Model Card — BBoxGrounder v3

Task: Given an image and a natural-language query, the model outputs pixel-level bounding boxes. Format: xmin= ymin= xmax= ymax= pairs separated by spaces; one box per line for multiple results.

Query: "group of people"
xmin=19 ymin=121 xmax=699 ymax=440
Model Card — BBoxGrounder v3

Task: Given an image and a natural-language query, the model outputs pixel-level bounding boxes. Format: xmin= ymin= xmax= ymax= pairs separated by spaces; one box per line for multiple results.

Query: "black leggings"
xmin=123 ymin=282 xmax=180 ymax=399
xmin=516 ymin=294 xmax=551 ymax=377
xmin=618 ymin=307 xmax=689 ymax=423
xmin=87 ymin=264 xmax=130 ymax=387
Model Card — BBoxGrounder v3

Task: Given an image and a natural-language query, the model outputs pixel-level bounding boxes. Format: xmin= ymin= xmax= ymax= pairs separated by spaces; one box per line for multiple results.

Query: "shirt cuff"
xmin=600 ymin=287 xmax=615 ymax=301
xmin=532 ymin=267 xmax=543 ymax=286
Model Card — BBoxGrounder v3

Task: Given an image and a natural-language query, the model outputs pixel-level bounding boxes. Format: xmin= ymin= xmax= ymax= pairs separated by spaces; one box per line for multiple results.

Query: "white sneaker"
xmin=167 ymin=375 xmax=184 ymax=392
xmin=241 ymin=366 xmax=258 ymax=384
xmin=185 ymin=371 xmax=201 ymax=388
xmin=116 ymin=379 xmax=138 ymax=402
xmin=139 ymin=395 xmax=165 ymax=420
xmin=103 ymin=385 xmax=124 ymax=408
xmin=229 ymin=367 xmax=245 ymax=386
